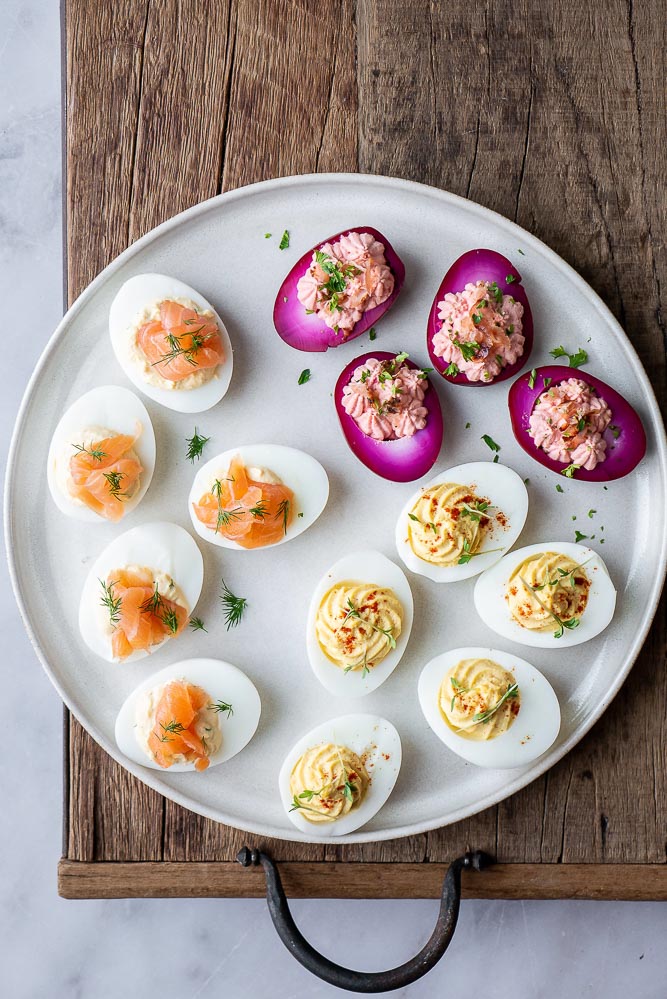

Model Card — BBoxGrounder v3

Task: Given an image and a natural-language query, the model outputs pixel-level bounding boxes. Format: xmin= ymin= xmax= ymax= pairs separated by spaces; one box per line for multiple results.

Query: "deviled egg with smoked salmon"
xmin=418 ymin=647 xmax=560 ymax=768
xmin=115 ymin=658 xmax=261 ymax=772
xmin=188 ymin=444 xmax=329 ymax=550
xmin=473 ymin=542 xmax=616 ymax=647
xmin=109 ymin=273 xmax=233 ymax=412
xmin=395 ymin=461 xmax=529 ymax=582
xmin=47 ymin=385 xmax=155 ymax=522
xmin=279 ymin=714 xmax=402 ymax=836
xmin=79 ymin=522 xmax=204 ymax=663
xmin=306 ymin=551 xmax=413 ymax=696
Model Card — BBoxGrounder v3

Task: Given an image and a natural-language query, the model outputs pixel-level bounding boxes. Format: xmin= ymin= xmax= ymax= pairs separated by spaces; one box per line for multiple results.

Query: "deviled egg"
xmin=79 ymin=521 xmax=204 ymax=663
xmin=115 ymin=658 xmax=261 ymax=772
xmin=395 ymin=461 xmax=529 ymax=582
xmin=306 ymin=551 xmax=414 ymax=697
xmin=47 ymin=385 xmax=155 ymax=522
xmin=279 ymin=714 xmax=402 ymax=836
xmin=189 ymin=444 xmax=329 ymax=550
xmin=418 ymin=647 xmax=560 ymax=768
xmin=109 ymin=273 xmax=233 ymax=412
xmin=473 ymin=542 xmax=616 ymax=648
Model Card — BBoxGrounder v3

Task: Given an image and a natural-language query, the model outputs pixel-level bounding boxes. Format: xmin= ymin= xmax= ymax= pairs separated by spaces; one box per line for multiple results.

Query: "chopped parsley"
xmin=549 ymin=345 xmax=588 ymax=368
xmin=369 ymin=327 xmax=377 ymax=341
xmin=279 ymin=230 xmax=290 ymax=250
xmin=298 ymin=368 xmax=311 ymax=385
xmin=481 ymin=434 xmax=500 ymax=453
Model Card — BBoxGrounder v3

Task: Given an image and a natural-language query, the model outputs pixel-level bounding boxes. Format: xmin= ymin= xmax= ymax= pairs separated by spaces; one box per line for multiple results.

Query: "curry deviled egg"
xmin=473 ymin=542 xmax=616 ymax=648
xmin=279 ymin=714 xmax=402 ymax=836
xmin=418 ymin=647 xmax=560 ymax=768
xmin=189 ymin=444 xmax=329 ymax=550
xmin=47 ymin=385 xmax=155 ymax=522
xmin=109 ymin=273 xmax=233 ymax=413
xmin=79 ymin=522 xmax=204 ymax=663
xmin=395 ymin=461 xmax=529 ymax=582
xmin=115 ymin=658 xmax=261 ymax=772
xmin=306 ymin=551 xmax=414 ymax=696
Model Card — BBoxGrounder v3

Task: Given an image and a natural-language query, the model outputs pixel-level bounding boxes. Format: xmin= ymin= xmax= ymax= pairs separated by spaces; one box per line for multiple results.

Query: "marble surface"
xmin=1 ymin=2 xmax=665 ymax=996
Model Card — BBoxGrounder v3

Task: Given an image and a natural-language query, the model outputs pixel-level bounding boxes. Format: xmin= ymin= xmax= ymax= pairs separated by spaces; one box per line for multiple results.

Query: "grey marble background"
xmin=1 ymin=2 xmax=664 ymax=996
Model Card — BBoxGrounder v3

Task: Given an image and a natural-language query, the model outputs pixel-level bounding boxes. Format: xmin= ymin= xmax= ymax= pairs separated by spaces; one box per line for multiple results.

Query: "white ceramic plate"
xmin=5 ymin=173 xmax=667 ymax=843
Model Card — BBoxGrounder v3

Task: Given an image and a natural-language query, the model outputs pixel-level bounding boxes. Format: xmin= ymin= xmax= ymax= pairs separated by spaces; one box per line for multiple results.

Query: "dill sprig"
xmin=161 ymin=608 xmax=180 ymax=634
xmin=248 ymin=501 xmax=269 ymax=520
xmin=186 ymin=427 xmax=210 ymax=463
xmin=72 ymin=442 xmax=108 ymax=462
xmin=189 ymin=616 xmax=207 ymax=632
xmin=102 ymin=470 xmax=127 ymax=501
xmin=99 ymin=579 xmax=122 ymax=627
xmin=220 ymin=579 xmax=247 ymax=630
xmin=211 ymin=479 xmax=244 ymax=533
xmin=153 ymin=327 xmax=215 ymax=369
xmin=158 ymin=719 xmax=186 ymax=742
xmin=209 ymin=700 xmax=234 ymax=718
xmin=275 ymin=498 xmax=291 ymax=535
xmin=140 ymin=582 xmax=163 ymax=615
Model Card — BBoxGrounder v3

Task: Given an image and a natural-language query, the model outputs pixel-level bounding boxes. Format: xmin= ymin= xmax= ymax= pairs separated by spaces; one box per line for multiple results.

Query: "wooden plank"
xmin=58 ymin=860 xmax=667 ymax=902
xmin=64 ymin=0 xmax=666 ymax=882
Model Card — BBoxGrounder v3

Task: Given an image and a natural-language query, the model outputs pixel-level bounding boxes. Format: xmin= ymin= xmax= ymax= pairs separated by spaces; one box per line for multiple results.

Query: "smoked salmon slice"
xmin=69 ymin=433 xmax=143 ymax=522
xmin=192 ymin=454 xmax=295 ymax=548
xmin=136 ymin=301 xmax=224 ymax=382
xmin=147 ymin=680 xmax=214 ymax=771
xmin=102 ymin=568 xmax=189 ymax=661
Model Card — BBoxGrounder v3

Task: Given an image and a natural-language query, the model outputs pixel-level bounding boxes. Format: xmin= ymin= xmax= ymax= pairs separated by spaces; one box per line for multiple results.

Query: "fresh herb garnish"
xmin=102 ymin=470 xmax=127 ymax=501
xmin=473 ymin=682 xmax=519 ymax=724
xmin=518 ymin=574 xmax=580 ymax=639
xmin=588 ymin=509 xmax=596 ymax=519
xmin=343 ymin=598 xmax=397 ymax=650
xmin=488 ymin=281 xmax=503 ymax=304
xmin=275 ymin=498 xmax=291 ymax=535
xmin=211 ymin=479 xmax=244 ymax=533
xmin=185 ymin=427 xmax=210 ymax=463
xmin=220 ymin=579 xmax=247 ymax=630
xmin=369 ymin=327 xmax=377 ymax=341
xmin=481 ymin=434 xmax=500 ymax=453
xmin=506 ymin=274 xmax=517 ymax=283
xmin=452 ymin=339 xmax=480 ymax=362
xmin=160 ymin=719 xmax=186 ymax=737
xmin=99 ymin=579 xmax=122 ymax=627
xmin=561 ymin=464 xmax=581 ymax=478
xmin=574 ymin=530 xmax=589 ymax=543
xmin=189 ymin=617 xmax=207 ymax=632
xmin=161 ymin=608 xmax=180 ymax=634
xmin=248 ymin=501 xmax=269 ymax=520
xmin=460 ymin=500 xmax=490 ymax=522
xmin=549 ymin=345 xmax=588 ymax=368
xmin=298 ymin=368 xmax=311 ymax=385
xmin=465 ymin=421 xmax=471 ymax=429
xmin=279 ymin=230 xmax=290 ymax=250
xmin=457 ymin=539 xmax=504 ymax=564
xmin=543 ymin=377 xmax=552 ymax=388
xmin=209 ymin=700 xmax=234 ymax=718
xmin=528 ymin=368 xmax=537 ymax=389
xmin=610 ymin=425 xmax=621 ymax=439
xmin=264 ymin=232 xmax=272 ymax=239
xmin=140 ymin=581 xmax=163 ymax=615
xmin=450 ymin=676 xmax=468 ymax=712
xmin=72 ymin=442 xmax=108 ymax=462
xmin=154 ymin=328 xmax=215 ymax=369
xmin=445 ymin=361 xmax=460 ymax=377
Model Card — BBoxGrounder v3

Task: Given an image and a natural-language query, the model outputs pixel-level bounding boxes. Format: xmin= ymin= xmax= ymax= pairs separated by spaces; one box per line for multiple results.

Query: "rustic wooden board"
xmin=61 ymin=0 xmax=666 ymax=895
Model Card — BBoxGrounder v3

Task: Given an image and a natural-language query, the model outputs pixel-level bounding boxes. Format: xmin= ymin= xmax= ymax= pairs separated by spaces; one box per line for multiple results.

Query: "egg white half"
xmin=418 ymin=646 xmax=561 ymax=768
xmin=306 ymin=551 xmax=414 ymax=697
xmin=109 ymin=273 xmax=233 ymax=413
xmin=395 ymin=461 xmax=529 ymax=582
xmin=473 ymin=542 xmax=616 ymax=648
xmin=278 ymin=714 xmax=402 ymax=837
xmin=46 ymin=385 xmax=156 ymax=522
xmin=188 ymin=444 xmax=329 ymax=550
xmin=78 ymin=521 xmax=204 ymax=663
xmin=115 ymin=657 xmax=261 ymax=772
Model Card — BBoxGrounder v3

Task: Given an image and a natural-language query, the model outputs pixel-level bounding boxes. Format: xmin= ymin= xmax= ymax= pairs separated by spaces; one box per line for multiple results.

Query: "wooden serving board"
xmin=59 ymin=0 xmax=666 ymax=900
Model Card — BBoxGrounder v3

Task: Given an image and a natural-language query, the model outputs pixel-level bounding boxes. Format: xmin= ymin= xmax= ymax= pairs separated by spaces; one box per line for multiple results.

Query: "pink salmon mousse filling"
xmin=296 ymin=231 xmax=394 ymax=334
xmin=433 ymin=280 xmax=524 ymax=382
xmin=341 ymin=357 xmax=428 ymax=441
xmin=528 ymin=377 xmax=612 ymax=470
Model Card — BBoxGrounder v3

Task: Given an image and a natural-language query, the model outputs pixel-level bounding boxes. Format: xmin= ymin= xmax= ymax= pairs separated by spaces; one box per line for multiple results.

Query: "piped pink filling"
xmin=528 ymin=377 xmax=612 ymax=470
xmin=432 ymin=281 xmax=524 ymax=382
xmin=296 ymin=231 xmax=394 ymax=334
xmin=341 ymin=357 xmax=428 ymax=441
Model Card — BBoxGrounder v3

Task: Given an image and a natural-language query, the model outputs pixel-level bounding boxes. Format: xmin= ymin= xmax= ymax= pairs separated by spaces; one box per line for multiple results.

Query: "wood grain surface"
xmin=62 ymin=0 xmax=666 ymax=895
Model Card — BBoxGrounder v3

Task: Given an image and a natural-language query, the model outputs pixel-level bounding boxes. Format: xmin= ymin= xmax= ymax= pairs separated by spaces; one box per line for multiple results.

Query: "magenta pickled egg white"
xmin=109 ymin=272 xmax=233 ymax=413
xmin=395 ymin=461 xmax=529 ymax=583
xmin=188 ymin=444 xmax=329 ymax=550
xmin=278 ymin=714 xmax=402 ymax=837
xmin=418 ymin=646 xmax=560 ymax=769
xmin=115 ymin=657 xmax=261 ymax=772
xmin=78 ymin=521 xmax=204 ymax=663
xmin=46 ymin=385 xmax=156 ymax=523
xmin=473 ymin=542 xmax=616 ymax=648
xmin=305 ymin=550 xmax=414 ymax=698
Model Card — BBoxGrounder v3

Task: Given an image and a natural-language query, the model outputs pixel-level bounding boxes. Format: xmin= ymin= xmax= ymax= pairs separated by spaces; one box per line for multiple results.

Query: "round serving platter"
xmin=6 ymin=174 xmax=667 ymax=844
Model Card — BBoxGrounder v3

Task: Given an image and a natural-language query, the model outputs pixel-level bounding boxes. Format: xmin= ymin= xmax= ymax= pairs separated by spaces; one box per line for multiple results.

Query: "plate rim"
xmin=5 ymin=171 xmax=667 ymax=844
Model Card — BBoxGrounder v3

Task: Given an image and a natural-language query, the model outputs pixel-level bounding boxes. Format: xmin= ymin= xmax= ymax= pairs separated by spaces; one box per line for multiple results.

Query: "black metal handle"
xmin=237 ymin=845 xmax=494 ymax=993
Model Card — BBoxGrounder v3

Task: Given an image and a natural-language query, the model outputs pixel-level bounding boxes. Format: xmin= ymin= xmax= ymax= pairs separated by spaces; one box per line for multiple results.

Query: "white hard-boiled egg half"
xmin=473 ymin=542 xmax=616 ymax=648
xmin=79 ymin=521 xmax=204 ymax=663
xmin=46 ymin=385 xmax=156 ymax=522
xmin=279 ymin=714 xmax=402 ymax=837
xmin=115 ymin=657 xmax=261 ymax=772
xmin=188 ymin=444 xmax=329 ymax=550
xmin=109 ymin=272 xmax=233 ymax=413
xmin=395 ymin=461 xmax=529 ymax=582
xmin=418 ymin=646 xmax=561 ymax=768
xmin=306 ymin=551 xmax=414 ymax=697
